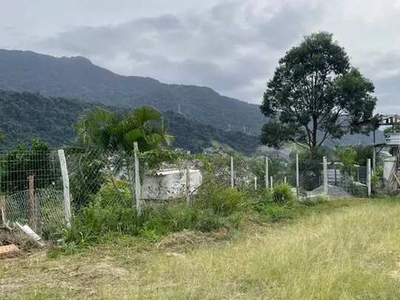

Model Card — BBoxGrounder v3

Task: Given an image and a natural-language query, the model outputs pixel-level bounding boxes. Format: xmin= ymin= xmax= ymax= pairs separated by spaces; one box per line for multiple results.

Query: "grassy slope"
xmin=2 ymin=198 xmax=400 ymax=299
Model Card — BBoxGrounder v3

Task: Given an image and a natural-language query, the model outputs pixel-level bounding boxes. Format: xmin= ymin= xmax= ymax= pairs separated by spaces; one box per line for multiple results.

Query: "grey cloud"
xmin=36 ymin=1 xmax=321 ymax=103
xmin=31 ymin=0 xmax=400 ymax=111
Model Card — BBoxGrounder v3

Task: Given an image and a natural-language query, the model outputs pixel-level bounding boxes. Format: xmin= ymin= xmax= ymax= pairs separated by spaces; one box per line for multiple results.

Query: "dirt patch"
xmin=0 ymin=227 xmax=40 ymax=252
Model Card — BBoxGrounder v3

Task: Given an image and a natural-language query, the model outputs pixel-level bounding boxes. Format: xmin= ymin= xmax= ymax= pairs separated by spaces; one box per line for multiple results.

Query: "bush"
xmin=272 ymin=184 xmax=295 ymax=203
xmin=254 ymin=188 xmax=273 ymax=204
xmin=61 ymin=182 xmax=250 ymax=247
xmin=194 ymin=183 xmax=250 ymax=216
xmin=256 ymin=203 xmax=297 ymax=222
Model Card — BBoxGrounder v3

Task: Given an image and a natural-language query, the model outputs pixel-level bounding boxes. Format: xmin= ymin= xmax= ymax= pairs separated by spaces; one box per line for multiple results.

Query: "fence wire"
xmin=0 ymin=150 xmax=64 ymax=237
xmin=0 ymin=146 xmax=375 ymax=240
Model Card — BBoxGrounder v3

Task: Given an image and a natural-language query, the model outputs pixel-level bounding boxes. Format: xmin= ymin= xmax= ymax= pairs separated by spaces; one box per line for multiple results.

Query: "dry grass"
xmin=2 ymin=198 xmax=400 ymax=299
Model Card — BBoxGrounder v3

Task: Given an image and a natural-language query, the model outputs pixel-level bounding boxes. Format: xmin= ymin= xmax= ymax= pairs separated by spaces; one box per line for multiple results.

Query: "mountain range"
xmin=0 ymin=49 xmax=264 ymax=135
xmin=0 ymin=49 xmax=382 ymax=153
xmin=0 ymin=90 xmax=259 ymax=154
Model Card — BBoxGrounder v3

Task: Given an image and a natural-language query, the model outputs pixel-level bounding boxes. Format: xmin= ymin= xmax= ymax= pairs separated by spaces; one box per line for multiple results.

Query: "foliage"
xmin=289 ymin=147 xmax=332 ymax=191
xmin=260 ymin=32 xmax=377 ymax=153
xmin=139 ymin=148 xmax=179 ymax=170
xmin=65 ymin=148 xmax=105 ymax=211
xmin=334 ymin=146 xmax=357 ymax=176
xmin=194 ymin=183 xmax=250 ymax=216
xmin=255 ymin=202 xmax=297 ymax=222
xmin=383 ymin=125 xmax=400 ymax=134
xmin=248 ymin=156 xmax=289 ymax=185
xmin=0 ymin=90 xmax=258 ymax=155
xmin=0 ymin=138 xmax=56 ymax=194
xmin=371 ymin=166 xmax=384 ymax=192
xmin=0 ymin=49 xmax=265 ymax=135
xmin=272 ymin=183 xmax=295 ymax=203
xmin=353 ymin=145 xmax=374 ymax=166
xmin=62 ymin=182 xmax=250 ymax=246
xmin=75 ymin=106 xmax=173 ymax=153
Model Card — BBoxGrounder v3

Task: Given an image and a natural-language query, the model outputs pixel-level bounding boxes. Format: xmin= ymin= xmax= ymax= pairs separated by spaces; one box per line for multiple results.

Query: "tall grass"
xmin=97 ymin=199 xmax=400 ymax=299
xmin=4 ymin=198 xmax=400 ymax=299
xmin=61 ymin=183 xmax=251 ymax=246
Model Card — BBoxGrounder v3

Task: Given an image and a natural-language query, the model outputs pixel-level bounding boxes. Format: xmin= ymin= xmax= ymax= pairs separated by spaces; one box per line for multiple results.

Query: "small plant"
xmin=371 ymin=166 xmax=384 ymax=192
xmin=272 ymin=183 xmax=295 ymax=203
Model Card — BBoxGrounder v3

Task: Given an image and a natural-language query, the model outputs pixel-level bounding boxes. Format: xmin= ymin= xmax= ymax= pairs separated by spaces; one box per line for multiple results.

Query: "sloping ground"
xmin=2 ymin=198 xmax=400 ymax=299
xmin=0 ymin=90 xmax=258 ymax=154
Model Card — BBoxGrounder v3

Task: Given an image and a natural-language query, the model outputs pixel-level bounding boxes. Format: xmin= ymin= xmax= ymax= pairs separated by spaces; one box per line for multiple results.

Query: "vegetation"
xmin=334 ymin=145 xmax=357 ymax=177
xmin=0 ymin=138 xmax=56 ymax=193
xmin=0 ymin=90 xmax=258 ymax=154
xmin=272 ymin=183 xmax=295 ymax=203
xmin=260 ymin=32 xmax=377 ymax=154
xmin=0 ymin=49 xmax=265 ymax=133
xmin=75 ymin=106 xmax=172 ymax=153
xmin=3 ymin=198 xmax=400 ymax=299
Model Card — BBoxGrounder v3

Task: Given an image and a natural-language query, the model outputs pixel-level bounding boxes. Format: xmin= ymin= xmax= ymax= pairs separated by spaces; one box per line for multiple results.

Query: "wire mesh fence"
xmin=0 ymin=150 xmax=64 ymax=237
xmin=0 ymin=145 xmax=375 ymax=240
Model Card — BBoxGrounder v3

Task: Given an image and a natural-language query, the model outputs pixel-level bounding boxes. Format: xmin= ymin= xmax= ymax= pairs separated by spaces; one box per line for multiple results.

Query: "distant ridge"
xmin=0 ymin=49 xmax=265 ymax=134
xmin=0 ymin=90 xmax=259 ymax=154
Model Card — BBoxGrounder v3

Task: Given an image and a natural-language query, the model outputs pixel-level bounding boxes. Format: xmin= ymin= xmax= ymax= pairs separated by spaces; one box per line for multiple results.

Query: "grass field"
xmin=2 ymin=198 xmax=400 ymax=299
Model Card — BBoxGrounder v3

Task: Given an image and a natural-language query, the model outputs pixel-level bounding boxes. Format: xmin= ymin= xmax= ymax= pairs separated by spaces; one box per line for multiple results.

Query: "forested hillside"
xmin=0 ymin=90 xmax=258 ymax=154
xmin=0 ymin=49 xmax=265 ymax=134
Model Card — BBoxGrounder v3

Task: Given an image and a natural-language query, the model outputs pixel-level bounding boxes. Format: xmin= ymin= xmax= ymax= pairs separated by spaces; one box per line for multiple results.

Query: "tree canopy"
xmin=75 ymin=106 xmax=173 ymax=153
xmin=260 ymin=32 xmax=377 ymax=154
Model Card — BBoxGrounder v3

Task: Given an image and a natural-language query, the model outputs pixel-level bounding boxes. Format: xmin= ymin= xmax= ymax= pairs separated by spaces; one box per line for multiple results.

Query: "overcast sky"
xmin=1 ymin=0 xmax=399 ymax=113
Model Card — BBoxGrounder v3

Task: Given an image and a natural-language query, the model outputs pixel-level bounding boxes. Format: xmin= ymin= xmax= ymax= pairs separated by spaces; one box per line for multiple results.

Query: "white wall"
xmin=141 ymin=169 xmax=202 ymax=200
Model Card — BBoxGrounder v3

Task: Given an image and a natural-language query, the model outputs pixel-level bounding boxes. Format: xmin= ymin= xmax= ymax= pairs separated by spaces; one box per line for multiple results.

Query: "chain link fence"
xmin=0 ymin=150 xmax=64 ymax=237
xmin=0 ymin=145 xmax=375 ymax=240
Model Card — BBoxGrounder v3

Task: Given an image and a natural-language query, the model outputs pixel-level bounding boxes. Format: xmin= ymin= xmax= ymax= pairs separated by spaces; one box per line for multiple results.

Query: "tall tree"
xmin=260 ymin=32 xmax=377 ymax=154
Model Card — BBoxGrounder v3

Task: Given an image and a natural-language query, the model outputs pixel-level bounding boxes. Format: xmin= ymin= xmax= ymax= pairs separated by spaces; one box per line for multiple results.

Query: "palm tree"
xmin=75 ymin=106 xmax=172 ymax=153
xmin=74 ymin=106 xmax=174 ymax=207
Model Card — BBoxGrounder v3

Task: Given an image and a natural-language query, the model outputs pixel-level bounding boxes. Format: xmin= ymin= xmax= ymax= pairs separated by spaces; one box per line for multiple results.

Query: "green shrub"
xmin=194 ymin=184 xmax=250 ymax=216
xmin=254 ymin=188 xmax=273 ymax=204
xmin=256 ymin=203 xmax=297 ymax=222
xmin=272 ymin=184 xmax=295 ymax=203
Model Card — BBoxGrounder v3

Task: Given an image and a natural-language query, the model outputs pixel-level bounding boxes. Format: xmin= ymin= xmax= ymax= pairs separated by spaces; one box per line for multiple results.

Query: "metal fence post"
xmin=58 ymin=149 xmax=71 ymax=228
xmin=270 ymin=176 xmax=274 ymax=190
xmin=367 ymin=158 xmax=372 ymax=197
xmin=323 ymin=156 xmax=328 ymax=195
xmin=230 ymin=156 xmax=234 ymax=188
xmin=254 ymin=176 xmax=257 ymax=191
xmin=186 ymin=151 xmax=191 ymax=205
xmin=134 ymin=142 xmax=141 ymax=216
xmin=265 ymin=156 xmax=269 ymax=189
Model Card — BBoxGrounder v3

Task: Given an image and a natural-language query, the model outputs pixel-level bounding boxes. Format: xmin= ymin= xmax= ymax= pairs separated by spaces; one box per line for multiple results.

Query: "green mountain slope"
xmin=0 ymin=49 xmax=265 ymax=134
xmin=0 ymin=90 xmax=258 ymax=154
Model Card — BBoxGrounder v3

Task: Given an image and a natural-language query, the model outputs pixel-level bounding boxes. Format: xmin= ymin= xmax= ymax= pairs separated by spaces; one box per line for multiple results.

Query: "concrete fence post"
xmin=296 ymin=153 xmax=300 ymax=198
xmin=58 ymin=149 xmax=71 ymax=228
xmin=186 ymin=151 xmax=191 ymax=205
xmin=231 ymin=156 xmax=234 ymax=188
xmin=265 ymin=156 xmax=269 ymax=189
xmin=323 ymin=156 xmax=328 ymax=195
xmin=134 ymin=142 xmax=141 ymax=216
xmin=367 ymin=158 xmax=372 ymax=197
